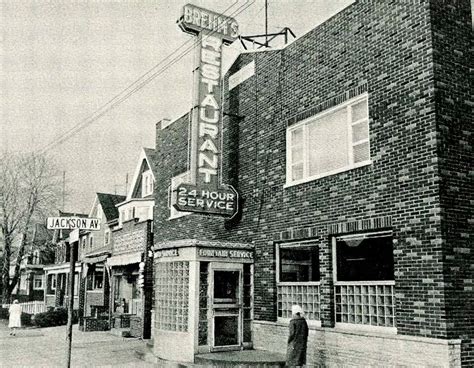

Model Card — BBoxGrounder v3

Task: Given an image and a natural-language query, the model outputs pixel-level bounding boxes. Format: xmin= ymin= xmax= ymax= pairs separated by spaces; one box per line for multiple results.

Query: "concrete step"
xmin=109 ymin=328 xmax=131 ymax=338
xmin=194 ymin=350 xmax=286 ymax=368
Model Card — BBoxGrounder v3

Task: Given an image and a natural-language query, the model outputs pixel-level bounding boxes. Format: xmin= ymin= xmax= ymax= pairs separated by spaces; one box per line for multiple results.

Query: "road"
xmin=0 ymin=320 xmax=154 ymax=367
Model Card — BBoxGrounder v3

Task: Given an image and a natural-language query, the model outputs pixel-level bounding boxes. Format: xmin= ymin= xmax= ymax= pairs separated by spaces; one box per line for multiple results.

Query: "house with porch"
xmin=107 ymin=148 xmax=155 ymax=338
xmin=78 ymin=192 xmax=125 ymax=331
xmin=44 ymin=211 xmax=86 ymax=310
xmin=13 ymin=223 xmax=54 ymax=303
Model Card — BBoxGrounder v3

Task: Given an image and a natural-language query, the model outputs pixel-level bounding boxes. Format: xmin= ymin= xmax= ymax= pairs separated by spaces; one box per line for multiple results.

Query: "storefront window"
xmin=335 ymin=234 xmax=394 ymax=281
xmin=279 ymin=245 xmax=320 ymax=282
xmin=334 ymin=232 xmax=396 ymax=330
xmin=277 ymin=243 xmax=321 ymax=323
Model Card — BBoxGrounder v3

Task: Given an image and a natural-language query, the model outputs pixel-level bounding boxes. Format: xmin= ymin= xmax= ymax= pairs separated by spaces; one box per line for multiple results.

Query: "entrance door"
xmin=210 ymin=263 xmax=243 ymax=351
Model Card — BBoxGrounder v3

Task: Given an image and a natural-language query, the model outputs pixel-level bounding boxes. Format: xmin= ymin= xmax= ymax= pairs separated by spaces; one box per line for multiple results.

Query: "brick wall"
xmin=428 ymin=1 xmax=473 ymax=365
xmin=112 ymin=220 xmax=148 ymax=255
xmin=153 ymin=0 xmax=472 ymax=364
xmin=253 ymin=321 xmax=462 ymax=368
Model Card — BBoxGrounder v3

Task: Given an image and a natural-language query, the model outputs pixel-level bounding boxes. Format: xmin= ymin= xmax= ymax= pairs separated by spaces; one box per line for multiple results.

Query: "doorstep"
xmin=194 ymin=350 xmax=286 ymax=367
xmin=109 ymin=327 xmax=131 ymax=338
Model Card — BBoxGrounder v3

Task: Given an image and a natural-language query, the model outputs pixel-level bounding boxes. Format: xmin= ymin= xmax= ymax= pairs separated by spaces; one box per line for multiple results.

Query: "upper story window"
xmin=142 ymin=171 xmax=154 ymax=197
xmin=169 ymin=171 xmax=191 ymax=220
xmin=104 ymin=230 xmax=110 ymax=245
xmin=286 ymin=94 xmax=370 ymax=186
xmin=89 ymin=236 xmax=94 ymax=250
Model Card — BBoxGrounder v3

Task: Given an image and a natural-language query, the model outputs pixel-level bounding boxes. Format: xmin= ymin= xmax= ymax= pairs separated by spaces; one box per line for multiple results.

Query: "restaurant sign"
xmin=174 ymin=4 xmax=239 ymax=219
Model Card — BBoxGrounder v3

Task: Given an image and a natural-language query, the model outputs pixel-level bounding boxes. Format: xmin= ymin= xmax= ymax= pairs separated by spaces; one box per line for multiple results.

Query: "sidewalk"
xmin=0 ymin=320 xmax=154 ymax=367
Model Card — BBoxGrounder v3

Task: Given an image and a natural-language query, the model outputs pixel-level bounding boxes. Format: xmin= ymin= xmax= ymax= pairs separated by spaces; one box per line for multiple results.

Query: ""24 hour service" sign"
xmin=174 ymin=4 xmax=240 ymax=219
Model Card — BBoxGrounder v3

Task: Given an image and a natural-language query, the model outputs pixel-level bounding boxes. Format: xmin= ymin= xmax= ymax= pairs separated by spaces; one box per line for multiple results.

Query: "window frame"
xmin=276 ymin=241 xmax=321 ymax=286
xmin=332 ymin=231 xmax=395 ymax=285
xmin=276 ymin=241 xmax=321 ymax=327
xmin=285 ymin=93 xmax=371 ymax=187
xmin=142 ymin=170 xmax=154 ymax=197
xmin=33 ymin=274 xmax=44 ymax=290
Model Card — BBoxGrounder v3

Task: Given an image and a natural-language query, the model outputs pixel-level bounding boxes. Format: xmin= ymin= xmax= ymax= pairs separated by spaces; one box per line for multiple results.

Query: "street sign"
xmin=46 ymin=217 xmax=100 ymax=230
xmin=173 ymin=183 xmax=239 ymax=219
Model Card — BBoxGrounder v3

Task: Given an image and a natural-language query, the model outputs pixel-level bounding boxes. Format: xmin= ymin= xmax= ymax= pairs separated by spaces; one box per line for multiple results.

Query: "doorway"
xmin=209 ymin=263 xmax=243 ymax=351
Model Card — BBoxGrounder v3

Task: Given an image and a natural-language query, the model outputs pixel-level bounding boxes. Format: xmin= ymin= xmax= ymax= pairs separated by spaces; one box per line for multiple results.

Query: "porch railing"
xmin=2 ymin=300 xmax=46 ymax=315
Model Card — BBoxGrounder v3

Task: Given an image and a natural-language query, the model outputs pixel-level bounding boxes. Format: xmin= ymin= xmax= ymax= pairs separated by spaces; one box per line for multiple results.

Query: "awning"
xmin=107 ymin=252 xmax=142 ymax=267
xmin=84 ymin=254 xmax=109 ymax=264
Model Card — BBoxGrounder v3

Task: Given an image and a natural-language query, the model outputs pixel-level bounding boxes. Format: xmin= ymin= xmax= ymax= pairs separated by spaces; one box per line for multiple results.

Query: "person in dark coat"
xmin=286 ymin=305 xmax=309 ymax=367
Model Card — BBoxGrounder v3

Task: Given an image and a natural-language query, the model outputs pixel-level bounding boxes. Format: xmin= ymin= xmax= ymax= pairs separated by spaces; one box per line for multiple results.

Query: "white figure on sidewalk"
xmin=8 ymin=300 xmax=22 ymax=336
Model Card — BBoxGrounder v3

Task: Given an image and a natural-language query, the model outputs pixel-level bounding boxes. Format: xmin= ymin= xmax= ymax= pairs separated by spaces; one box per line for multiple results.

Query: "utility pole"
xmin=65 ymin=230 xmax=78 ymax=368
xmin=125 ymin=173 xmax=129 ymax=196
xmin=265 ymin=0 xmax=268 ymax=47
xmin=62 ymin=171 xmax=66 ymax=211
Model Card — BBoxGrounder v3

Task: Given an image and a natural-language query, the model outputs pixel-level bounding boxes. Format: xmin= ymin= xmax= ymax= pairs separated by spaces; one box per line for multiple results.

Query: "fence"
xmin=2 ymin=300 xmax=46 ymax=315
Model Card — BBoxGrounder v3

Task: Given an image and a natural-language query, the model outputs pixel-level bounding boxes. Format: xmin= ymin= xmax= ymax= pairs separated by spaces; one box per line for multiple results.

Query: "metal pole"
xmin=65 ymin=239 xmax=77 ymax=368
xmin=265 ymin=0 xmax=268 ymax=47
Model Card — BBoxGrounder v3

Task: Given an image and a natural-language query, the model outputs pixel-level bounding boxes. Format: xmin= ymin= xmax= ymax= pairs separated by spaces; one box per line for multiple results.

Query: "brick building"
xmin=152 ymin=1 xmax=472 ymax=366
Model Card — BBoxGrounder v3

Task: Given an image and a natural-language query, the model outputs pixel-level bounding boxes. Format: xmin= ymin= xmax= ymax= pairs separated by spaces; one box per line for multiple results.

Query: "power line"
xmin=39 ymin=1 xmax=255 ymax=153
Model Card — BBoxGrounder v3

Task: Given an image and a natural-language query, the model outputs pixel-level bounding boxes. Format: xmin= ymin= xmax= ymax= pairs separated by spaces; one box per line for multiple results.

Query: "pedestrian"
xmin=286 ymin=305 xmax=309 ymax=367
xmin=8 ymin=300 xmax=22 ymax=336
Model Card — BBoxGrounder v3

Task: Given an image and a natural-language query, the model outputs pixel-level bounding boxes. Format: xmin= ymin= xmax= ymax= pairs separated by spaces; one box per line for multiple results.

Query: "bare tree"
xmin=0 ymin=152 xmax=61 ymax=303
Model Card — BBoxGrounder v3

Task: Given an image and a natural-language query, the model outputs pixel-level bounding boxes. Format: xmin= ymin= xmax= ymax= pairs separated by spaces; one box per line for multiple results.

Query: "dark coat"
xmin=286 ymin=315 xmax=309 ymax=367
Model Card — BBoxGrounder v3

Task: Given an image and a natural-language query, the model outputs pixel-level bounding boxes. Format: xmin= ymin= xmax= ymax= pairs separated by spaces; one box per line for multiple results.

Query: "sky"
xmin=1 ymin=0 xmax=355 ymax=213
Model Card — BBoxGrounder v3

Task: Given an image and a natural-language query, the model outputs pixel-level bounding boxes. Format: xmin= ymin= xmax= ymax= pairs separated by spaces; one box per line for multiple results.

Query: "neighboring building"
xmin=78 ymin=192 xmax=125 ymax=332
xmin=107 ymin=148 xmax=155 ymax=338
xmin=152 ymin=1 xmax=472 ymax=367
xmin=13 ymin=223 xmax=54 ymax=302
xmin=44 ymin=211 xmax=86 ymax=310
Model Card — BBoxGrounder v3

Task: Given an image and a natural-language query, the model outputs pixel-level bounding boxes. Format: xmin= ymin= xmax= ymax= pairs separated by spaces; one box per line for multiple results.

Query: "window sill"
xmin=334 ymin=280 xmax=395 ymax=286
xmin=284 ymin=160 xmax=372 ymax=188
xmin=335 ymin=323 xmax=397 ymax=335
xmin=277 ymin=281 xmax=321 ymax=286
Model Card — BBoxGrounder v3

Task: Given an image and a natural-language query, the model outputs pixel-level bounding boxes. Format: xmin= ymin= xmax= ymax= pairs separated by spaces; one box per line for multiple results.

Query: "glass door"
xmin=210 ymin=263 xmax=243 ymax=351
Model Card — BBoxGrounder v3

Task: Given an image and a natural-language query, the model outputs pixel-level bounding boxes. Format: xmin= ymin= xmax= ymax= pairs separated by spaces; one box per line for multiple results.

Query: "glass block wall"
xmin=277 ymin=284 xmax=320 ymax=321
xmin=335 ymin=284 xmax=395 ymax=327
xmin=155 ymin=261 xmax=189 ymax=332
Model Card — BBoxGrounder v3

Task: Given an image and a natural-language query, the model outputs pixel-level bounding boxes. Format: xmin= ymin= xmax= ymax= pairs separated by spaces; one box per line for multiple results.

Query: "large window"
xmin=169 ymin=171 xmax=191 ymax=219
xmin=277 ymin=243 xmax=321 ymax=323
xmin=287 ymin=94 xmax=370 ymax=185
xmin=335 ymin=233 xmax=394 ymax=282
xmin=279 ymin=245 xmax=320 ymax=282
xmin=333 ymin=232 xmax=396 ymax=330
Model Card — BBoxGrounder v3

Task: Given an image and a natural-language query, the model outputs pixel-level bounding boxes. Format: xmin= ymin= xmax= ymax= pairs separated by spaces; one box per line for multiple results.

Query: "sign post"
xmin=47 ymin=217 xmax=100 ymax=368
xmin=174 ymin=4 xmax=240 ymax=220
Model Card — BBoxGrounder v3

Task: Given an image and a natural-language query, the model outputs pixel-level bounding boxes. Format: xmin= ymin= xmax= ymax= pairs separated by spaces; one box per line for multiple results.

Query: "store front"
xmin=153 ymin=241 xmax=253 ymax=363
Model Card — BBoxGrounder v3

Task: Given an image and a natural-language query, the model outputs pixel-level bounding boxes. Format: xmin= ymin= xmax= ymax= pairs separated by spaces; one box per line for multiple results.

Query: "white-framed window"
xmin=49 ymin=274 xmax=57 ymax=291
xmin=93 ymin=271 xmax=103 ymax=290
xmin=286 ymin=94 xmax=370 ymax=186
xmin=33 ymin=274 xmax=44 ymax=290
xmin=142 ymin=171 xmax=154 ymax=197
xmin=276 ymin=241 xmax=321 ymax=325
xmin=169 ymin=171 xmax=191 ymax=220
xmin=333 ymin=231 xmax=396 ymax=332
xmin=32 ymin=250 xmax=40 ymax=265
